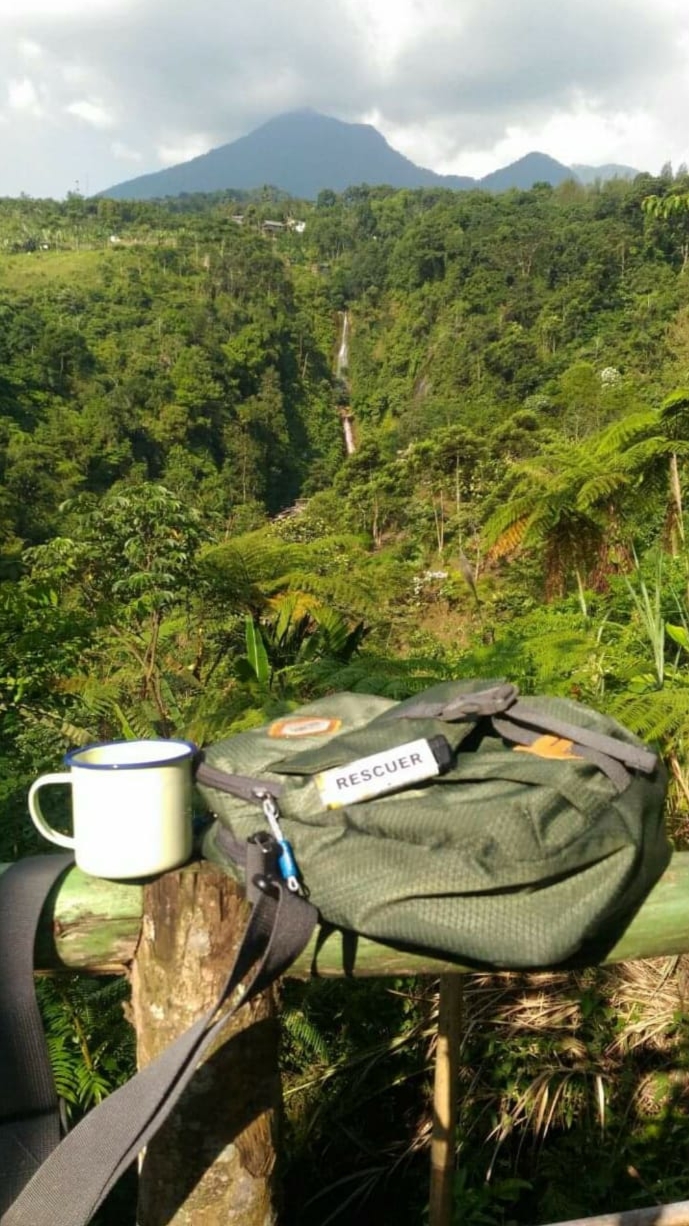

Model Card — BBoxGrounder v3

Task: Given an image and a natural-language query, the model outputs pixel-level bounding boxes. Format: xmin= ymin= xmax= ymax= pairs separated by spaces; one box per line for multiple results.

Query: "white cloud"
xmin=111 ymin=140 xmax=143 ymax=162
xmin=380 ymin=103 xmax=666 ymax=179
xmin=7 ymin=77 xmax=43 ymax=116
xmin=0 ymin=0 xmax=689 ymax=195
xmin=342 ymin=0 xmax=422 ymax=69
xmin=0 ymin=0 xmax=129 ymax=17
xmin=61 ymin=63 xmax=99 ymax=88
xmin=18 ymin=38 xmax=43 ymax=61
xmin=66 ymin=98 xmax=117 ymax=129
xmin=156 ymin=134 xmax=215 ymax=167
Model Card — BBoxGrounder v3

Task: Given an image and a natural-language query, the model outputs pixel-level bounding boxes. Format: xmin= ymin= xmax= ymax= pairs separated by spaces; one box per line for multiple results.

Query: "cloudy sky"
xmin=1 ymin=0 xmax=689 ymax=198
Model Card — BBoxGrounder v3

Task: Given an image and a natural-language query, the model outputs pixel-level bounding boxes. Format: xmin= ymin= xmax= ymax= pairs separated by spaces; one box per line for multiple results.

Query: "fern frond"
xmin=282 ymin=1009 xmax=332 ymax=1062
xmin=608 ymin=685 xmax=689 ymax=745
xmin=576 ymin=470 xmax=630 ymax=510
xmin=303 ymin=653 xmax=451 ymax=698
xmin=597 ymin=412 xmax=656 ymax=454
xmin=660 ymin=388 xmax=689 ymax=430
xmin=270 ymin=570 xmax=379 ymax=617
xmin=36 ymin=976 xmax=134 ymax=1120
xmin=624 ymin=438 xmax=689 ymax=467
xmin=487 ymin=516 xmax=531 ymax=559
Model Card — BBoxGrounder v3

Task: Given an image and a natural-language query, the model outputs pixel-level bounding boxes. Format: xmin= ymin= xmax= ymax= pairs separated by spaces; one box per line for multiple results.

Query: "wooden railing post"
xmin=130 ymin=861 xmax=282 ymax=1226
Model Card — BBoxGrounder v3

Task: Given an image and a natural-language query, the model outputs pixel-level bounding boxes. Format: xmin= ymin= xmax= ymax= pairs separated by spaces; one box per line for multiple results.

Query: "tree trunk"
xmin=130 ymin=862 xmax=281 ymax=1226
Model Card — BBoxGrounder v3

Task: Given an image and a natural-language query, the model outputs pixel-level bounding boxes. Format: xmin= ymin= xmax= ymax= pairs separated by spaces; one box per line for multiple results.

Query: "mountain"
xmin=571 ymin=162 xmax=640 ymax=185
xmin=101 ymin=110 xmax=641 ymax=201
xmin=479 ymin=152 xmax=576 ymax=192
xmin=103 ymin=110 xmax=473 ymax=201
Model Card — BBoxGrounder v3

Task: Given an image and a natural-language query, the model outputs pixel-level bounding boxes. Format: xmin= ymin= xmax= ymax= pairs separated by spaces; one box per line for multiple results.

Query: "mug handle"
xmin=28 ymin=773 xmax=75 ymax=849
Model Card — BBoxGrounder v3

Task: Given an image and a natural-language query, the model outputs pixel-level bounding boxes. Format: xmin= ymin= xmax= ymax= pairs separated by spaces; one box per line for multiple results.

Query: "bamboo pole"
xmin=9 ymin=852 xmax=689 ymax=977
xmin=429 ymin=976 xmax=463 ymax=1226
xmin=0 ymin=860 xmax=144 ymax=972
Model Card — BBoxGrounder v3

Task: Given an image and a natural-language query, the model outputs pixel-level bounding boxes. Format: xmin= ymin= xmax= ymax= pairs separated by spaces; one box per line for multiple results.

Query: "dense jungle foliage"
xmin=3 ymin=167 xmax=689 ymax=1224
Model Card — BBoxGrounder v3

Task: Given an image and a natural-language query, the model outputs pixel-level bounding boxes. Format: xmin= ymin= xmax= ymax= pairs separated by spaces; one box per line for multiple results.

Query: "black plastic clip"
xmin=248 ymin=830 xmax=281 ymax=900
xmin=251 ymin=873 xmax=280 ymax=899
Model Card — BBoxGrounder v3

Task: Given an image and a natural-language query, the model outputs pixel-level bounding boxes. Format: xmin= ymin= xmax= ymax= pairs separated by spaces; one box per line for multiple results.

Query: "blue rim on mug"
xmin=64 ymin=740 xmax=198 ymax=770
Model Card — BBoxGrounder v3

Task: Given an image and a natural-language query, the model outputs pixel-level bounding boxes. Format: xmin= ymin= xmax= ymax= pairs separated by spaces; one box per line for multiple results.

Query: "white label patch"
xmin=315 ymin=738 xmax=440 ymax=808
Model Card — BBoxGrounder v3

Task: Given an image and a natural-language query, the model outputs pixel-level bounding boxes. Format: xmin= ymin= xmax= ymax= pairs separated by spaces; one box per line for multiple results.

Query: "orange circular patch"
xmin=268 ymin=716 xmax=342 ymax=739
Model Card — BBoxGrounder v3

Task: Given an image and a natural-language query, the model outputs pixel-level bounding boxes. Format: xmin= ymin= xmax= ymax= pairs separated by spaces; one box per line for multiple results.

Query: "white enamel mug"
xmin=28 ymin=739 xmax=196 ymax=879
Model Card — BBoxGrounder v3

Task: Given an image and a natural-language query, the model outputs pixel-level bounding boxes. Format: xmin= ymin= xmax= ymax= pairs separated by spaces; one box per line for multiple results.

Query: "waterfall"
xmin=335 ymin=311 xmax=356 ymax=455
xmin=336 ymin=310 xmax=349 ymax=376
xmin=342 ymin=415 xmax=355 ymax=455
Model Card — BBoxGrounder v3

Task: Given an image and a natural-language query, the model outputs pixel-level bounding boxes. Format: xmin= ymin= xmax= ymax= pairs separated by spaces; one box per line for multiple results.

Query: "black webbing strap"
xmin=398 ymin=685 xmax=657 ymax=780
xmin=491 ymin=715 xmax=632 ymax=792
xmin=0 ymin=854 xmax=73 ymax=1215
xmin=1 ymin=852 xmax=318 ymax=1226
xmin=497 ymin=702 xmax=658 ymax=775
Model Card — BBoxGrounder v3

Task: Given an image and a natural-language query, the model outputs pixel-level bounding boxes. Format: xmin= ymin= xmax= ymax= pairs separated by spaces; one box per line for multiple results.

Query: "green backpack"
xmin=196 ymin=679 xmax=670 ymax=968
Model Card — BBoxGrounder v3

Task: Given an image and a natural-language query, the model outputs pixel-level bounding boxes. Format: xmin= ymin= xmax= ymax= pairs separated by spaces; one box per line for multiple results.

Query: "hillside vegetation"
xmin=3 ymin=170 xmax=689 ymax=1224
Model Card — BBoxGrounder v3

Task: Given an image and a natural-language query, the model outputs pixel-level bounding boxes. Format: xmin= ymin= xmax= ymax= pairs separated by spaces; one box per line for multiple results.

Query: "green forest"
xmin=3 ymin=167 xmax=689 ymax=1224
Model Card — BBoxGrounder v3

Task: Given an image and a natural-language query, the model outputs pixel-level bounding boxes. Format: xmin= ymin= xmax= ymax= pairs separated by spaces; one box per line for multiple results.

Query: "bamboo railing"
xmin=6 ymin=852 xmax=689 ymax=1226
xmin=9 ymin=851 xmax=689 ymax=977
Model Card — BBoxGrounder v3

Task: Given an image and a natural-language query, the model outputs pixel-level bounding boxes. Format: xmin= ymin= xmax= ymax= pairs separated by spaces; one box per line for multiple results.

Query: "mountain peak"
xmin=102 ymin=110 xmax=643 ymax=201
xmin=480 ymin=151 xmax=578 ymax=191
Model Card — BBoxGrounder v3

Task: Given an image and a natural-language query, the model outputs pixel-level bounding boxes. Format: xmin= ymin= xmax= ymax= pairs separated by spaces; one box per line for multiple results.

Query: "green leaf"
xmin=666 ymin=623 xmax=689 ymax=653
xmin=244 ymin=615 xmax=270 ymax=685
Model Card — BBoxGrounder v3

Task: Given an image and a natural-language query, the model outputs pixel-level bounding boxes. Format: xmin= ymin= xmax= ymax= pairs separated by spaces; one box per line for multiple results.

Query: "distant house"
xmin=262 ymin=220 xmax=285 ymax=234
xmin=231 ymin=214 xmax=244 ymax=225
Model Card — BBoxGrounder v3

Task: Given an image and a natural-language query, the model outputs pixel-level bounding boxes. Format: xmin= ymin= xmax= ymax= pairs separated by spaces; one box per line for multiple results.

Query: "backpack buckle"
xmin=247 ymin=831 xmax=281 ymax=901
xmin=251 ymin=873 xmax=281 ymax=900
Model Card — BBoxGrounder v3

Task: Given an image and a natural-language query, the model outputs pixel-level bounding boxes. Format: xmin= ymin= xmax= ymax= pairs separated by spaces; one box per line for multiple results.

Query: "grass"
xmin=0 ymin=248 xmax=107 ymax=290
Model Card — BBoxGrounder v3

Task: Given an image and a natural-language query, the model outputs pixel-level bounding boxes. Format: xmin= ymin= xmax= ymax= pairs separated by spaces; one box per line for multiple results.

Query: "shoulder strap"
xmin=195 ymin=757 xmax=283 ymax=802
xmin=0 ymin=851 xmax=317 ymax=1226
xmin=0 ymin=854 xmax=73 ymax=1216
